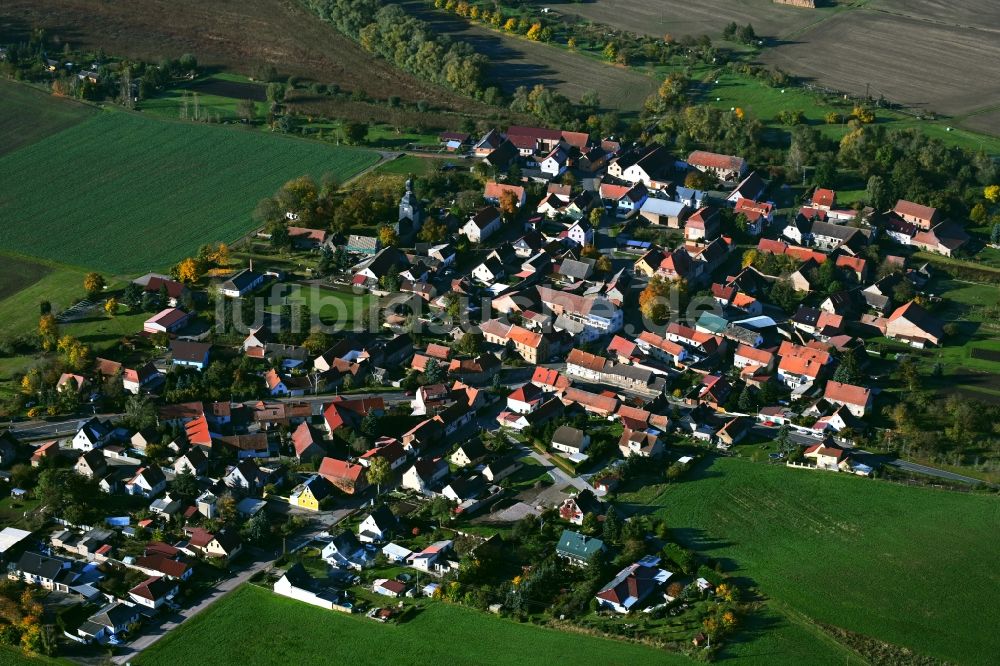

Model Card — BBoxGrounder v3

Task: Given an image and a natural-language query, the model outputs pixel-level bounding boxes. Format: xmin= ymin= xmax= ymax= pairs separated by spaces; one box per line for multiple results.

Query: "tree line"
xmin=302 ymin=0 xmax=489 ymax=97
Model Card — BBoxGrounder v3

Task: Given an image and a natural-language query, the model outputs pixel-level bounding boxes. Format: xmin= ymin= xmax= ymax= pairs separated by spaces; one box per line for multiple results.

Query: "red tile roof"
xmin=823 ymin=381 xmax=871 ymax=407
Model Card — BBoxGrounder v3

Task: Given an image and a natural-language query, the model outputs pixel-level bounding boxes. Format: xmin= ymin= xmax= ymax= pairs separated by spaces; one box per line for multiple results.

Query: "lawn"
xmin=266 ymin=284 xmax=374 ymax=330
xmin=135 ymin=584 xmax=688 ymax=666
xmin=0 ymin=100 xmax=378 ymax=274
xmin=0 ymin=79 xmax=95 ymax=157
xmin=376 ymin=153 xmax=458 ymax=177
xmin=0 ymin=255 xmax=90 ymax=338
xmin=619 ymin=456 xmax=1000 ymax=665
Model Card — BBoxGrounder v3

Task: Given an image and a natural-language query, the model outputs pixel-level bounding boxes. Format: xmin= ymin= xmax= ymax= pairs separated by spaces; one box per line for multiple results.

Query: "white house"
xmin=128 ymin=576 xmax=178 ymax=610
xmin=565 ymin=219 xmax=594 ymax=247
xmin=124 ymin=466 xmax=167 ymax=499
xmin=472 ymin=257 xmax=505 ymax=284
xmin=462 ymin=207 xmax=502 ymax=243
xmin=72 ymin=418 xmax=113 ymax=451
xmin=219 ymin=268 xmax=265 ymax=298
xmin=506 ymin=383 xmax=544 ymax=414
xmin=551 ymin=425 xmax=590 ymax=456
xmin=357 ymin=506 xmax=396 ymax=544
xmin=595 ymin=561 xmax=672 ymax=614
xmin=274 ymin=563 xmax=347 ymax=611
xmin=540 ymin=147 xmax=568 ymax=178
xmin=401 ymin=458 xmax=449 ymax=495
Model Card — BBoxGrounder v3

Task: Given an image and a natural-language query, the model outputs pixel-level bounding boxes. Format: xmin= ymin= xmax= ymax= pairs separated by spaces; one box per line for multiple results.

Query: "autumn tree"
xmin=595 ymin=255 xmax=612 ymax=273
xmin=378 ymin=225 xmax=399 ymax=248
xmin=104 ymin=297 xmax=118 ymax=318
xmin=498 ymin=189 xmax=519 ymax=218
xmin=83 ymin=272 xmax=106 ymax=297
xmin=174 ymin=257 xmax=202 ymax=284
xmin=367 ymin=457 xmax=392 ymax=494
xmin=37 ymin=314 xmax=59 ymax=351
xmin=418 ymin=219 xmax=448 ymax=243
xmin=57 ymin=335 xmax=90 ymax=371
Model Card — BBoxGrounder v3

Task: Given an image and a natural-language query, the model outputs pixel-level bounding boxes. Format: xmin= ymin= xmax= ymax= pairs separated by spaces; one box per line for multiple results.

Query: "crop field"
xmin=620 ymin=456 xmax=1000 ymax=665
xmin=401 ymin=1 xmax=658 ymax=110
xmin=0 ymin=0 xmax=498 ymax=119
xmin=0 ymin=79 xmax=95 ymax=157
xmin=0 ymin=107 xmax=378 ymax=274
xmin=540 ymin=0 xmax=840 ymax=41
xmin=136 ymin=584 xmax=684 ymax=666
xmin=758 ymin=3 xmax=1000 ymax=132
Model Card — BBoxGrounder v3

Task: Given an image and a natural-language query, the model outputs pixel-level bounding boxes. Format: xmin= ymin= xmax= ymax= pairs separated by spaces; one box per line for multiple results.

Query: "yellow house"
xmin=291 ymin=475 xmax=332 ymax=511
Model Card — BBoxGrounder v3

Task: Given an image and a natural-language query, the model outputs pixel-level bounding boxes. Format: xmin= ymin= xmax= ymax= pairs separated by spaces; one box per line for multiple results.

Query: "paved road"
xmin=112 ymin=516 xmax=345 ymax=664
xmin=877 ymin=457 xmax=983 ymax=485
xmin=519 ymin=444 xmax=588 ymax=492
xmin=7 ymin=391 xmax=411 ymax=442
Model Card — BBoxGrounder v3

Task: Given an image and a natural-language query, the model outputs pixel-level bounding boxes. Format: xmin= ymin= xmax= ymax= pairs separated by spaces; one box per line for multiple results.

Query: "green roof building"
xmin=556 ymin=529 xmax=605 ymax=566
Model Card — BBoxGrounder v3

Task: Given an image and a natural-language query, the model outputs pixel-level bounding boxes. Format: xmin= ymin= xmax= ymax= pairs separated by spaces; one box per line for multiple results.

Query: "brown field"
xmin=532 ymin=0 xmax=839 ymax=41
xmin=758 ymin=5 xmax=1000 ymax=128
xmin=0 ymin=255 xmax=52 ymax=301
xmin=971 ymin=348 xmax=1000 ymax=364
xmin=401 ymin=1 xmax=658 ymax=110
xmin=0 ymin=0 xmax=498 ymax=118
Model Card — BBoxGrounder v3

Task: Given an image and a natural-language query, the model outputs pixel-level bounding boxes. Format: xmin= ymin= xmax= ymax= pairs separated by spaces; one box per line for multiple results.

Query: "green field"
xmin=0 ymin=80 xmax=95 ymax=157
xmin=621 ymin=456 xmax=1000 ymax=665
xmin=135 ymin=584 xmax=687 ymax=666
xmin=0 ymin=100 xmax=378 ymax=274
xmin=267 ymin=284 xmax=374 ymax=329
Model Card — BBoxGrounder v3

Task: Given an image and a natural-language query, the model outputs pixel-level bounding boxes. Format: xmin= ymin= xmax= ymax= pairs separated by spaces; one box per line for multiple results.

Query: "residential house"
xmin=74 ymin=450 xmax=107 ymax=479
xmin=506 ymin=383 xmax=545 ymax=414
xmin=291 ymin=422 xmax=326 ymax=463
xmin=77 ymin=602 xmax=142 ymax=644
xmin=401 ymin=458 xmax=449 ymax=494
xmin=318 ymin=457 xmax=368 ymax=495
xmin=274 ymin=563 xmax=347 ymax=611
xmin=72 ymin=417 xmax=112 ymax=451
xmin=531 ymin=366 xmax=571 ymax=393
xmin=219 ymin=268 xmax=266 ymax=298
xmin=596 ymin=561 xmax=672 ymax=613
xmin=170 ymin=340 xmax=211 ymax=370
xmin=885 ymin=300 xmax=944 ymax=347
xmin=373 ymin=578 xmax=408 ymax=598
xmin=823 ymin=381 xmax=873 ymax=417
xmin=289 ymin=475 xmax=333 ymax=511
xmin=559 ymin=489 xmax=604 ymax=525
xmin=732 ymin=197 xmax=773 ymax=235
xmin=557 ymin=530 xmax=605 ymax=566
xmin=893 ymin=199 xmax=938 ymax=231
xmin=803 ymin=439 xmax=848 ymax=471
xmin=618 ymin=428 xmax=664 ymax=458
xmin=462 ymin=207 xmax=502 ymax=243
xmin=321 ymin=531 xmax=372 ymax=570
xmin=128 ymin=576 xmax=178 ymax=610
xmin=687 ymin=150 xmax=747 ymax=183
xmin=13 ymin=552 xmax=73 ymax=592
xmin=726 ymin=172 xmax=766 ymax=204
xmin=450 ymin=439 xmax=488 ymax=468
xmin=358 ymin=506 xmax=397 ymax=544
xmin=551 ymin=425 xmax=590 ymax=456
xmin=125 ymin=465 xmax=166 ymax=499
xmin=481 ymin=455 xmax=522 ymax=483
xmin=187 ymin=527 xmax=242 ymax=559
xmin=540 ymin=146 xmax=568 ymax=178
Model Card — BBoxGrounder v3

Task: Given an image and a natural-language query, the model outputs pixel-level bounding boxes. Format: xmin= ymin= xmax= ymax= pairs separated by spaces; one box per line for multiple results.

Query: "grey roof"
xmin=558 ymin=258 xmax=594 ymax=280
xmin=222 ymin=268 xmax=263 ymax=292
xmin=552 ymin=425 xmax=586 ymax=448
xmin=641 ymin=197 xmax=688 ymax=217
xmin=16 ymin=552 xmax=66 ymax=580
